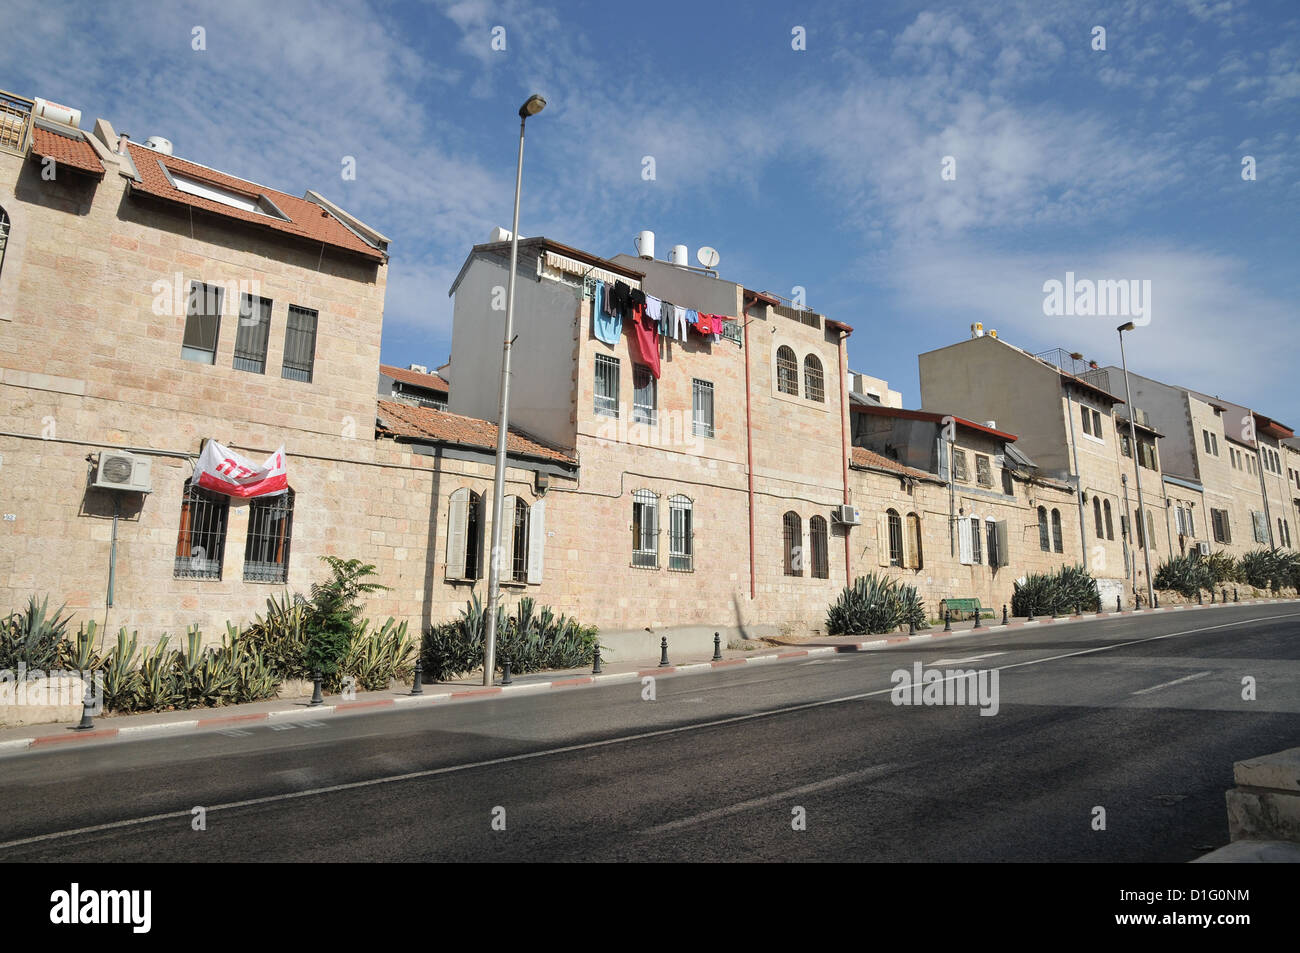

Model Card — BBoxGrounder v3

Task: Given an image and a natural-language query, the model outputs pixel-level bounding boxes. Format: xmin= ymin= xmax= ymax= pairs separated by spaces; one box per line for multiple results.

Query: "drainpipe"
xmin=836 ymin=327 xmax=850 ymax=583
xmin=1063 ymin=384 xmax=1089 ymax=564
xmin=743 ymin=293 xmax=757 ymax=600
xmin=1120 ymin=473 xmax=1134 ymax=603
xmin=1164 ymin=496 xmax=1175 ymax=561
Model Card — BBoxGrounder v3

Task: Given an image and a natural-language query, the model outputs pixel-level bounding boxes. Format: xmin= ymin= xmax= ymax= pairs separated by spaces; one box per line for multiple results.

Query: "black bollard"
xmin=973 ymin=607 xmax=982 ymax=629
xmin=908 ymin=618 xmax=915 ymax=635
xmin=712 ymin=632 xmax=722 ymax=661
xmin=1154 ymin=592 xmax=1159 ymax=608
xmin=943 ymin=609 xmax=951 ymax=632
xmin=502 ymin=660 xmax=513 ymax=686
xmin=1234 ymin=588 xmax=1239 ymax=603
xmin=411 ymin=658 xmax=424 ymax=695
xmin=1028 ymin=604 xmax=1035 ymax=622
xmin=1197 ymin=589 xmax=1203 ymax=605
xmin=592 ymin=643 xmax=603 ymax=674
xmin=1210 ymin=588 xmax=1215 ymax=603
xmin=1116 ymin=595 xmax=1121 ymax=613
xmin=74 ymin=680 xmax=96 ymax=730
xmin=1002 ymin=604 xmax=1009 ymax=625
xmin=659 ymin=636 xmax=670 ymax=667
xmin=309 ymin=667 xmax=324 ymax=707
xmin=1222 ymin=587 xmax=1227 ymax=603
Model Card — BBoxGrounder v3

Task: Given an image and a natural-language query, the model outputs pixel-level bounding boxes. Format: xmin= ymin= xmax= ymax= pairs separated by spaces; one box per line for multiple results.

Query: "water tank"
xmin=670 ymin=244 xmax=688 ymax=266
xmin=970 ymin=322 xmax=984 ymax=338
xmin=488 ymin=226 xmax=513 ymax=243
xmin=32 ymin=97 xmax=81 ymax=128
xmin=635 ymin=230 xmax=655 ymax=260
xmin=143 ymin=136 xmax=174 ymax=155
xmin=985 ymin=420 xmax=997 ymax=430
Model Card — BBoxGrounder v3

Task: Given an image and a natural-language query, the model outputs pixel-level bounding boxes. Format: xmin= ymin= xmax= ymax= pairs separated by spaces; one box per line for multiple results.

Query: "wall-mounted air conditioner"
xmin=92 ymin=450 xmax=152 ymax=493
xmin=832 ymin=505 xmax=860 ymax=525
xmin=1197 ymin=541 xmax=1211 ymax=556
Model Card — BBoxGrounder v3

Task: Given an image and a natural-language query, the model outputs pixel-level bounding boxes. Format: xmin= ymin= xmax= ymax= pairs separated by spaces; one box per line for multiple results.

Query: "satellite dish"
xmin=697 ymin=246 xmax=720 ymax=269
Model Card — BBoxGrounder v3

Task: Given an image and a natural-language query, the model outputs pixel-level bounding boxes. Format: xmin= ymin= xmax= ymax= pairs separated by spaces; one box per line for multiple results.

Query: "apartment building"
xmin=379 ymin=363 xmax=449 ymax=410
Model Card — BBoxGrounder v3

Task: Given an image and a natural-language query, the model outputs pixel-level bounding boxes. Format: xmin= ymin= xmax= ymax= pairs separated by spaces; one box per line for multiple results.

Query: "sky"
xmin=4 ymin=0 xmax=1297 ymax=422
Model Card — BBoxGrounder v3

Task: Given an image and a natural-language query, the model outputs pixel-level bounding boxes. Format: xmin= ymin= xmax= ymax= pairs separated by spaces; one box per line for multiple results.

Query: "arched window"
xmin=244 ymin=488 xmax=295 ymax=583
xmin=0 ymin=206 xmax=10 ymax=285
xmin=783 ymin=511 xmax=803 ymax=576
xmin=1037 ymin=506 xmax=1050 ymax=551
xmin=632 ymin=489 xmax=660 ymax=569
xmin=809 ymin=515 xmax=829 ymax=579
xmin=1093 ymin=497 xmax=1104 ymax=538
xmin=174 ymin=480 xmax=229 ymax=580
xmin=907 ymin=512 xmax=923 ymax=569
xmin=446 ymin=488 xmax=483 ymax=581
xmin=669 ymin=495 xmax=693 ymax=571
xmin=803 ymin=354 xmax=825 ymax=402
xmin=1051 ymin=508 xmax=1063 ymax=553
xmin=1103 ymin=499 xmax=1114 ymax=540
xmin=501 ymin=496 xmax=530 ymax=583
xmin=886 ymin=509 xmax=903 ymax=566
xmin=776 ymin=346 xmax=798 ymax=395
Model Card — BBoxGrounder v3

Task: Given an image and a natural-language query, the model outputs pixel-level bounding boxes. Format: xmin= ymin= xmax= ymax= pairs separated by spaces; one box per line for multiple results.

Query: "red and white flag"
xmin=196 ymin=440 xmax=288 ymax=498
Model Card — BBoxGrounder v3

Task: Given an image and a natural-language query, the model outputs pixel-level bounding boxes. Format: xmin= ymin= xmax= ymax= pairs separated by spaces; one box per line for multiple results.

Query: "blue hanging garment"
xmin=592 ymin=280 xmax=622 ymax=345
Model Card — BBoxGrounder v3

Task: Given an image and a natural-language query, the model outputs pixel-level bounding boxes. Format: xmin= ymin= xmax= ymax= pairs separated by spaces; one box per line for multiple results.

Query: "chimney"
xmin=116 ymin=133 xmax=130 ymax=155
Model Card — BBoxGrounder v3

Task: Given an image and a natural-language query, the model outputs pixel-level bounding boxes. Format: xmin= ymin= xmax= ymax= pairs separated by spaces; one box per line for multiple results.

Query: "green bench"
xmin=940 ymin=598 xmax=994 ymax=622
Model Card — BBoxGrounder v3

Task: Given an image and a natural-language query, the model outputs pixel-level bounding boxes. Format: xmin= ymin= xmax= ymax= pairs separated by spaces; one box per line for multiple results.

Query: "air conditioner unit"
xmin=832 ymin=505 xmax=860 ymax=525
xmin=1197 ymin=541 xmax=1211 ymax=556
xmin=93 ymin=450 xmax=152 ymax=493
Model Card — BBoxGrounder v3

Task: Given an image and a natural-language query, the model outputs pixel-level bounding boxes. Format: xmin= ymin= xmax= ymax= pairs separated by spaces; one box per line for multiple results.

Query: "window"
xmin=174 ymin=481 xmax=228 ymax=579
xmin=986 ymin=519 xmax=1001 ymax=568
xmin=1134 ymin=509 xmax=1146 ymax=549
xmin=809 ymin=515 xmax=829 ymax=579
xmin=1094 ymin=497 xmax=1104 ymax=538
xmin=633 ymin=489 xmax=659 ymax=569
xmin=503 ymin=496 xmax=530 ymax=583
xmin=975 ymin=454 xmax=992 ymax=488
xmin=1002 ymin=468 xmax=1014 ymax=496
xmin=1252 ymin=510 xmax=1268 ymax=544
xmin=953 ymin=449 xmax=969 ymax=483
xmin=1121 ymin=433 xmax=1132 ymax=458
xmin=1081 ymin=405 xmax=1092 ymax=436
xmin=669 ymin=495 xmax=693 ymax=572
xmin=1279 ymin=518 xmax=1286 ymax=548
xmin=281 ymin=305 xmax=318 ymax=382
xmin=1104 ymin=499 xmax=1114 ymax=540
xmin=1247 ymin=455 xmax=1255 ymax=475
xmin=907 ymin=512 xmax=923 ymax=570
xmin=1182 ymin=506 xmax=1194 ymax=539
xmin=244 ymin=489 xmax=294 ymax=582
xmin=803 ymin=354 xmax=825 ymax=402
xmin=1051 ymin=508 xmax=1063 ymax=553
xmin=0 ymin=206 xmax=9 ymax=285
xmin=886 ymin=509 xmax=903 ymax=567
xmin=783 ymin=511 xmax=803 ymax=576
xmin=594 ymin=354 xmax=619 ymax=418
xmin=632 ymin=364 xmax=656 ymax=425
xmin=776 ymin=346 xmax=799 ymax=395
xmin=1211 ymin=508 xmax=1231 ymax=544
xmin=234 ymin=294 xmax=272 ymax=374
xmin=445 ymin=488 xmax=483 ymax=581
xmin=692 ymin=379 xmax=715 ymax=438
xmin=1201 ymin=430 xmax=1218 ymax=456
xmin=1137 ymin=439 xmax=1157 ymax=470
xmin=1092 ymin=410 xmax=1103 ymax=439
xmin=1038 ymin=506 xmax=1050 ymax=551
xmin=970 ymin=516 xmax=982 ymax=564
xmin=182 ymin=281 xmax=223 ymax=364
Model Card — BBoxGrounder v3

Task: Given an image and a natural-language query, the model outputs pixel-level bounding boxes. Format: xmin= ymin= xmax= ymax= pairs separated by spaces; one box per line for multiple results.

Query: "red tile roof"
xmin=851 ymin=447 xmax=939 ymax=481
xmin=381 ymin=364 xmax=449 ymax=393
xmin=30 ymin=125 xmax=104 ymax=176
xmin=126 ymin=143 xmax=385 ymax=262
xmin=376 ymin=400 xmax=574 ymax=465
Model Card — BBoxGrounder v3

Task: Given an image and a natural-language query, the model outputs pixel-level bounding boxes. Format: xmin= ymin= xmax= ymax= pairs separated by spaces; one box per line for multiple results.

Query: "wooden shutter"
xmin=996 ymin=520 xmax=1009 ymax=567
xmin=958 ymin=517 xmax=972 ymax=564
xmin=446 ymin=489 xmax=467 ymax=579
xmin=900 ymin=515 xmax=913 ymax=568
xmin=906 ymin=515 xmax=921 ymax=569
xmin=877 ymin=513 xmax=890 ymax=566
xmin=527 ymin=500 xmax=546 ymax=584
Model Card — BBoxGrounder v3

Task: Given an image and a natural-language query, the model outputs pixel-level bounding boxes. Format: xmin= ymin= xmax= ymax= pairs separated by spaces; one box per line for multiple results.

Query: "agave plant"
xmin=826 ymin=574 xmax=924 ymax=635
xmin=101 ymin=628 xmax=144 ymax=712
xmin=0 ymin=595 xmax=75 ymax=671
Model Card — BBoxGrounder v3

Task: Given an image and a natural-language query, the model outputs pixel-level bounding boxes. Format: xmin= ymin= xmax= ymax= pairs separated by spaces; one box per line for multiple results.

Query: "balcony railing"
xmin=0 ymin=89 xmax=33 ymax=154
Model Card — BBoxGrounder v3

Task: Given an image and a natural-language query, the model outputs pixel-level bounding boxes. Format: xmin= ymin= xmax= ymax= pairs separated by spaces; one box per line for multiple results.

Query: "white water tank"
xmin=670 ymin=244 xmax=688 ymax=266
xmin=488 ymin=226 xmax=513 ymax=243
xmin=635 ymin=230 xmax=655 ymax=260
xmin=33 ymin=97 xmax=81 ymax=128
xmin=143 ymin=136 xmax=174 ymax=155
xmin=970 ymin=322 xmax=984 ymax=338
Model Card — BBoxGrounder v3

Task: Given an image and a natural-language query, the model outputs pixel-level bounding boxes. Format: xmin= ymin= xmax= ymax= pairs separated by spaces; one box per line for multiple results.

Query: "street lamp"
xmin=483 ymin=93 xmax=546 ymax=686
xmin=1117 ymin=321 xmax=1155 ymax=610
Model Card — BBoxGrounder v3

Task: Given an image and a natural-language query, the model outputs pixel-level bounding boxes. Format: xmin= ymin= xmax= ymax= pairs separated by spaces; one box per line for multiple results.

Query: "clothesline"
xmin=587 ymin=277 xmax=737 ymax=380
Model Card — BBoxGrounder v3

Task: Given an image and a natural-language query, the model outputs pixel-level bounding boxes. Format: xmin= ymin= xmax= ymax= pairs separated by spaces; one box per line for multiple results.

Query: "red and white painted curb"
xmin=1 ymin=596 xmax=1293 ymax=755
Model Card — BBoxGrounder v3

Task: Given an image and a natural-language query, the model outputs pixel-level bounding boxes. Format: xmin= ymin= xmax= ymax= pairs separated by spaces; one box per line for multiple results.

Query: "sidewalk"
xmin=2 ymin=595 xmax=1295 ymax=756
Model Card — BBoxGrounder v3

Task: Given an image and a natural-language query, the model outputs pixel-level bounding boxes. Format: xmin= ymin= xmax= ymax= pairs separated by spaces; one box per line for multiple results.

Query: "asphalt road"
xmin=2 ymin=603 xmax=1297 ymax=862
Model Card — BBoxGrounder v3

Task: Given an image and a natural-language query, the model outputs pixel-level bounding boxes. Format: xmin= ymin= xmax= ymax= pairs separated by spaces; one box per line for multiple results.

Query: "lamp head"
xmin=519 ymin=94 xmax=547 ymax=118
xmin=1117 ymin=321 xmax=1136 ymax=333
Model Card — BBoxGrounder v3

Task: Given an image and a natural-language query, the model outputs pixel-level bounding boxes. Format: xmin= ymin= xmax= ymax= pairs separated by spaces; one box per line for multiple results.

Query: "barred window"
xmin=182 ymin=281 xmax=223 ymax=365
xmin=234 ymin=294 xmax=272 ymax=374
xmin=976 ymin=454 xmax=992 ymax=487
xmin=595 ymin=354 xmax=620 ymax=418
xmin=632 ymin=489 xmax=659 ymax=568
xmin=1052 ymin=508 xmax=1063 ymax=553
xmin=803 ymin=354 xmax=825 ymax=402
xmin=953 ymin=449 xmax=969 ymax=483
xmin=985 ymin=518 xmax=1000 ymax=567
xmin=511 ymin=496 xmax=529 ymax=583
xmin=633 ymin=364 xmax=656 ymax=425
xmin=1038 ymin=506 xmax=1050 ymax=552
xmin=783 ymin=511 xmax=802 ymax=576
xmin=776 ymin=346 xmax=798 ymax=395
xmin=281 ymin=305 xmax=318 ymax=382
xmin=886 ymin=509 xmax=903 ymax=566
xmin=970 ymin=516 xmax=982 ymax=565
xmin=175 ymin=481 xmax=229 ymax=579
xmin=244 ymin=489 xmax=294 ymax=583
xmin=669 ymin=495 xmax=693 ymax=572
xmin=810 ymin=515 xmax=829 ymax=579
xmin=692 ymin=379 xmax=715 ymax=438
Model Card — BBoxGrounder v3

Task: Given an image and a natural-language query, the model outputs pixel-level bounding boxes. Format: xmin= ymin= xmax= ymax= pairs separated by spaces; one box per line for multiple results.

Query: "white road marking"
xmin=931 ymin=653 xmax=1005 ymax=665
xmin=639 ymin=763 xmax=900 ymax=836
xmin=1132 ymin=671 xmax=1213 ymax=695
xmin=1 ymin=610 xmax=1296 ymax=853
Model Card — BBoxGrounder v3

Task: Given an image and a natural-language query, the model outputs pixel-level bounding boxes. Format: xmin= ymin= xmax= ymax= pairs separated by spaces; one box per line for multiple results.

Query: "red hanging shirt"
xmin=630 ymin=304 xmax=660 ymax=378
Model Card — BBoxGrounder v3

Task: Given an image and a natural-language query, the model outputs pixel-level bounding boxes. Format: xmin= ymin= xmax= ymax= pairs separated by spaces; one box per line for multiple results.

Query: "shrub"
xmin=1202 ymin=551 xmax=1243 ymax=585
xmin=826 ymin=574 xmax=929 ymax=635
xmin=241 ymin=592 xmax=311 ymax=681
xmin=342 ymin=617 xmax=416 ymax=692
xmin=422 ymin=593 xmax=598 ymax=681
xmin=1012 ymin=565 xmax=1101 ymax=617
xmin=1154 ymin=553 xmax=1214 ymax=597
xmin=0 ymin=596 xmax=74 ymax=671
xmin=304 ymin=557 xmax=389 ymax=679
xmin=1239 ymin=548 xmax=1300 ymax=592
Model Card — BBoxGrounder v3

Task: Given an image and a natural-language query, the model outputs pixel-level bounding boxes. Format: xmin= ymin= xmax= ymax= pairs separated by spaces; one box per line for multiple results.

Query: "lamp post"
xmin=483 ymin=93 xmax=546 ymax=686
xmin=1118 ymin=321 xmax=1155 ymax=611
